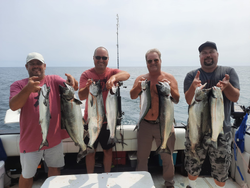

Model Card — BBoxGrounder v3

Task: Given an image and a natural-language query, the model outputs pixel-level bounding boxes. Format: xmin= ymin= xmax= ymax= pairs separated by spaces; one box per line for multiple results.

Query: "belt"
xmin=144 ymin=118 xmax=159 ymax=124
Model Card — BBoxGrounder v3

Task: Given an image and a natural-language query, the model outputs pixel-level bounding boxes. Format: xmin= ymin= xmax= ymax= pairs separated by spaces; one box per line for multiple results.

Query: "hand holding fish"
xmin=216 ymin=74 xmax=230 ymax=91
xmin=27 ymin=76 xmax=41 ymax=93
xmin=106 ymin=76 xmax=117 ymax=90
xmin=137 ymin=77 xmax=147 ymax=89
xmin=85 ymin=79 xmax=93 ymax=88
xmin=65 ymin=73 xmax=75 ymax=86
xmin=65 ymin=73 xmax=78 ymax=91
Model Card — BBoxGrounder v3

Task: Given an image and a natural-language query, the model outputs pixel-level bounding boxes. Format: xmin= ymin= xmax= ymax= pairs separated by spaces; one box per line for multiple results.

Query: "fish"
xmin=60 ymin=82 xmax=87 ymax=163
xmin=188 ymin=84 xmax=211 ymax=154
xmin=135 ymin=80 xmax=151 ymax=131
xmin=87 ymin=80 xmax=104 ymax=148
xmin=106 ymin=85 xmax=118 ymax=144
xmin=35 ymin=84 xmax=51 ymax=151
xmin=208 ymin=86 xmax=224 ymax=148
xmin=155 ymin=81 xmax=174 ymax=154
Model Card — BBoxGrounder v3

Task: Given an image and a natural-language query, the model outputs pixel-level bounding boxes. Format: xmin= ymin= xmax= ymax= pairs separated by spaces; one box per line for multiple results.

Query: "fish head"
xmin=59 ymin=82 xmax=75 ymax=100
xmin=211 ymin=86 xmax=222 ymax=98
xmin=157 ymin=81 xmax=171 ymax=96
xmin=40 ymin=84 xmax=50 ymax=99
xmin=194 ymin=86 xmax=211 ymax=102
xmin=110 ymin=85 xmax=118 ymax=95
xmin=141 ymin=80 xmax=149 ymax=91
xmin=89 ymin=80 xmax=101 ymax=97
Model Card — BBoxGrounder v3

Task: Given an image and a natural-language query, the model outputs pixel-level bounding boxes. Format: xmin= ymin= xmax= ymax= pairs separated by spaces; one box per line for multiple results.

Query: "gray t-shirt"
xmin=184 ymin=66 xmax=240 ymax=133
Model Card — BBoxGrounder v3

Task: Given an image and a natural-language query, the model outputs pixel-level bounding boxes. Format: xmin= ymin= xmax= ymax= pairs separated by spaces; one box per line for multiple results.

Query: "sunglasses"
xmin=95 ymin=56 xmax=108 ymax=60
xmin=147 ymin=59 xmax=159 ymax=64
xmin=27 ymin=62 xmax=44 ymax=66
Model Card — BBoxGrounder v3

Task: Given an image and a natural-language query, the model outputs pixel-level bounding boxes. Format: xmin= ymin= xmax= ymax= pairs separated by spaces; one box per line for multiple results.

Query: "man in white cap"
xmin=9 ymin=52 xmax=78 ymax=188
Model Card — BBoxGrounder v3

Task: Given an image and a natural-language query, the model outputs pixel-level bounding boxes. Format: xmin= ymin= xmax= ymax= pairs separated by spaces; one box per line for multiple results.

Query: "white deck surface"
xmin=6 ymin=171 xmax=241 ymax=188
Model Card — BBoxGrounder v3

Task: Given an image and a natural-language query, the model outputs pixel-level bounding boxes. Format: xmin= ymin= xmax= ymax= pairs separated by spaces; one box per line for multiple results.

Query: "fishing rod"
xmin=116 ymin=14 xmax=123 ymax=126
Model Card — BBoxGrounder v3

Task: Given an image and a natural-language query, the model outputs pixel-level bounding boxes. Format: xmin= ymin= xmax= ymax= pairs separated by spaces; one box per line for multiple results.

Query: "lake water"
xmin=0 ymin=66 xmax=249 ymax=132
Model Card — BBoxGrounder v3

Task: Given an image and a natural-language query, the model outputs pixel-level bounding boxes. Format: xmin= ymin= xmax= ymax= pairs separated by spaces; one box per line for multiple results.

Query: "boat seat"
xmin=0 ymin=125 xmax=186 ymax=156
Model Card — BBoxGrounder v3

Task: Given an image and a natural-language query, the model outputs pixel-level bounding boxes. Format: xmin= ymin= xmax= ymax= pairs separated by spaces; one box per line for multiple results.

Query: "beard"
xmin=203 ymin=58 xmax=214 ymax=66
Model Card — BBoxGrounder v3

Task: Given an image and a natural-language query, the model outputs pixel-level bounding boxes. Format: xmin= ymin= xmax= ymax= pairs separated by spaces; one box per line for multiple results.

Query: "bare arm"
xmin=169 ymin=78 xmax=180 ymax=104
xmin=216 ymin=74 xmax=240 ymax=102
xmin=9 ymin=76 xmax=40 ymax=111
xmin=65 ymin=73 xmax=78 ymax=91
xmin=106 ymin=71 xmax=130 ymax=90
xmin=130 ymin=76 xmax=146 ymax=99
xmin=78 ymin=79 xmax=92 ymax=101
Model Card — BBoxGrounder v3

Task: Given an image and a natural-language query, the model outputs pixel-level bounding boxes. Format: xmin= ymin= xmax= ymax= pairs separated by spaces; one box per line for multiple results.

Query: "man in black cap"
xmin=183 ymin=41 xmax=240 ymax=188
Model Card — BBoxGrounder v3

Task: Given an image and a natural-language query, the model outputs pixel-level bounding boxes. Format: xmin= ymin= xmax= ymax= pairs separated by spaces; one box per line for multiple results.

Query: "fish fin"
xmin=133 ymin=125 xmax=138 ymax=131
xmin=74 ymin=98 xmax=82 ymax=105
xmin=77 ymin=148 xmax=88 ymax=163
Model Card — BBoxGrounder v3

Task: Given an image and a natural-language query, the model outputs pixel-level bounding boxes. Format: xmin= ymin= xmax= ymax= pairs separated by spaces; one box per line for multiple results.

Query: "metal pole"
xmin=116 ymin=14 xmax=122 ymax=126
xmin=116 ymin=14 xmax=119 ymax=69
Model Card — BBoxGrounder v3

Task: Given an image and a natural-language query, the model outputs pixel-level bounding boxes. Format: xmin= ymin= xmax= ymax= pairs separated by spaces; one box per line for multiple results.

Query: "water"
xmin=1 ymin=66 xmax=250 ymax=132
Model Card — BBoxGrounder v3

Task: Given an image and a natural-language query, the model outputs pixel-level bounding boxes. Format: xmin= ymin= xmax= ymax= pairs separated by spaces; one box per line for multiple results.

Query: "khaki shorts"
xmin=20 ymin=142 xmax=64 ymax=178
xmin=184 ymin=131 xmax=232 ymax=182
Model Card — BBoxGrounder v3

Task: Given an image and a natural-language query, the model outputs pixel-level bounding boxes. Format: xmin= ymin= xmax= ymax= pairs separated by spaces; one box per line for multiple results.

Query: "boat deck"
xmin=7 ymin=168 xmax=240 ymax=188
xmin=5 ymin=153 xmax=241 ymax=188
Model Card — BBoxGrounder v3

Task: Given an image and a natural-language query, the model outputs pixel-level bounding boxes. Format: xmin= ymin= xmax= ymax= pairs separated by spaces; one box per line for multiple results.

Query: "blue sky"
xmin=0 ymin=0 xmax=250 ymax=67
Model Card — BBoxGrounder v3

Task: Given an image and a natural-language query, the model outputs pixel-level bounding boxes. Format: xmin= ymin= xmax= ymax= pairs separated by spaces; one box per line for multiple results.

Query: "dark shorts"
xmin=184 ymin=131 xmax=232 ymax=182
xmin=84 ymin=123 xmax=115 ymax=150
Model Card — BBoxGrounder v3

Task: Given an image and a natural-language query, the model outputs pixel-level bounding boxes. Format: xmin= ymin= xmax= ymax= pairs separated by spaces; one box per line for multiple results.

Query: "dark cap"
xmin=198 ymin=41 xmax=217 ymax=52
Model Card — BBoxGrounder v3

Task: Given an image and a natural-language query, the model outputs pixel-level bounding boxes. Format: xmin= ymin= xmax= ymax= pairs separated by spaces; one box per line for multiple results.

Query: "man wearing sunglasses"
xmin=130 ymin=48 xmax=180 ymax=188
xmin=78 ymin=46 xmax=130 ymax=173
xmin=9 ymin=52 xmax=78 ymax=188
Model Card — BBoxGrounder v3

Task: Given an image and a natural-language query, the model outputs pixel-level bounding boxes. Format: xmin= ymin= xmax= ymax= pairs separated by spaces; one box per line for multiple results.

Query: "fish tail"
xmin=210 ymin=140 xmax=218 ymax=149
xmin=107 ymin=137 xmax=119 ymax=145
xmin=38 ymin=140 xmax=49 ymax=151
xmin=107 ymin=138 xmax=114 ymax=144
xmin=205 ymin=138 xmax=218 ymax=149
xmin=77 ymin=149 xmax=88 ymax=163
xmin=133 ymin=125 xmax=138 ymax=131
xmin=155 ymin=147 xmax=171 ymax=155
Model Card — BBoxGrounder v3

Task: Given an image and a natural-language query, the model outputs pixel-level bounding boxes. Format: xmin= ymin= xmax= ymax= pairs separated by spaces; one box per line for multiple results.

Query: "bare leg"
xmin=86 ymin=151 xmax=96 ymax=173
xmin=214 ymin=179 xmax=225 ymax=187
xmin=19 ymin=174 xmax=33 ymax=188
xmin=48 ymin=167 xmax=61 ymax=177
xmin=103 ymin=148 xmax=113 ymax=172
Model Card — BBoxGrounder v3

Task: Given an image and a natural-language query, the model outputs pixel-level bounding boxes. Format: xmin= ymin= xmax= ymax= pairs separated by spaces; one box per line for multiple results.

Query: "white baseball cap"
xmin=26 ymin=52 xmax=45 ymax=64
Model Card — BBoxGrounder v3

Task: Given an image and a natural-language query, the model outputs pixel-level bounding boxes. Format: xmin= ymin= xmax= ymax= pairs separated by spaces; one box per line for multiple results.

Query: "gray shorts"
xmin=20 ymin=142 xmax=64 ymax=178
xmin=184 ymin=131 xmax=232 ymax=182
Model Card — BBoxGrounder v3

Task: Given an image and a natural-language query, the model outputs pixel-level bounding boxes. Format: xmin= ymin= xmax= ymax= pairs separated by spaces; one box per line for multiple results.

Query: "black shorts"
xmin=84 ymin=123 xmax=115 ymax=150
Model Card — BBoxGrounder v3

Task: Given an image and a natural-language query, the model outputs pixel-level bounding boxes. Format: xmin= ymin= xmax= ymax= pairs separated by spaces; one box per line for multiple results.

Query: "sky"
xmin=0 ymin=0 xmax=250 ymax=67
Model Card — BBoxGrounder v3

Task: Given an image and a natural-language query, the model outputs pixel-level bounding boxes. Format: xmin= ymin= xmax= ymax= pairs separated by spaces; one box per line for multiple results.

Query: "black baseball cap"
xmin=198 ymin=41 xmax=217 ymax=52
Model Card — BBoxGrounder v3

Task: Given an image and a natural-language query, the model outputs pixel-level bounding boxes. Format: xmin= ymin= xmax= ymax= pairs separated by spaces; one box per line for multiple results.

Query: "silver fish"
xmin=155 ymin=81 xmax=174 ymax=154
xmin=106 ymin=86 xmax=118 ymax=144
xmin=60 ymin=82 xmax=87 ymax=163
xmin=37 ymin=84 xmax=51 ymax=151
xmin=208 ymin=86 xmax=224 ymax=148
xmin=135 ymin=80 xmax=151 ymax=130
xmin=87 ymin=80 xmax=104 ymax=148
xmin=188 ymin=84 xmax=211 ymax=154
